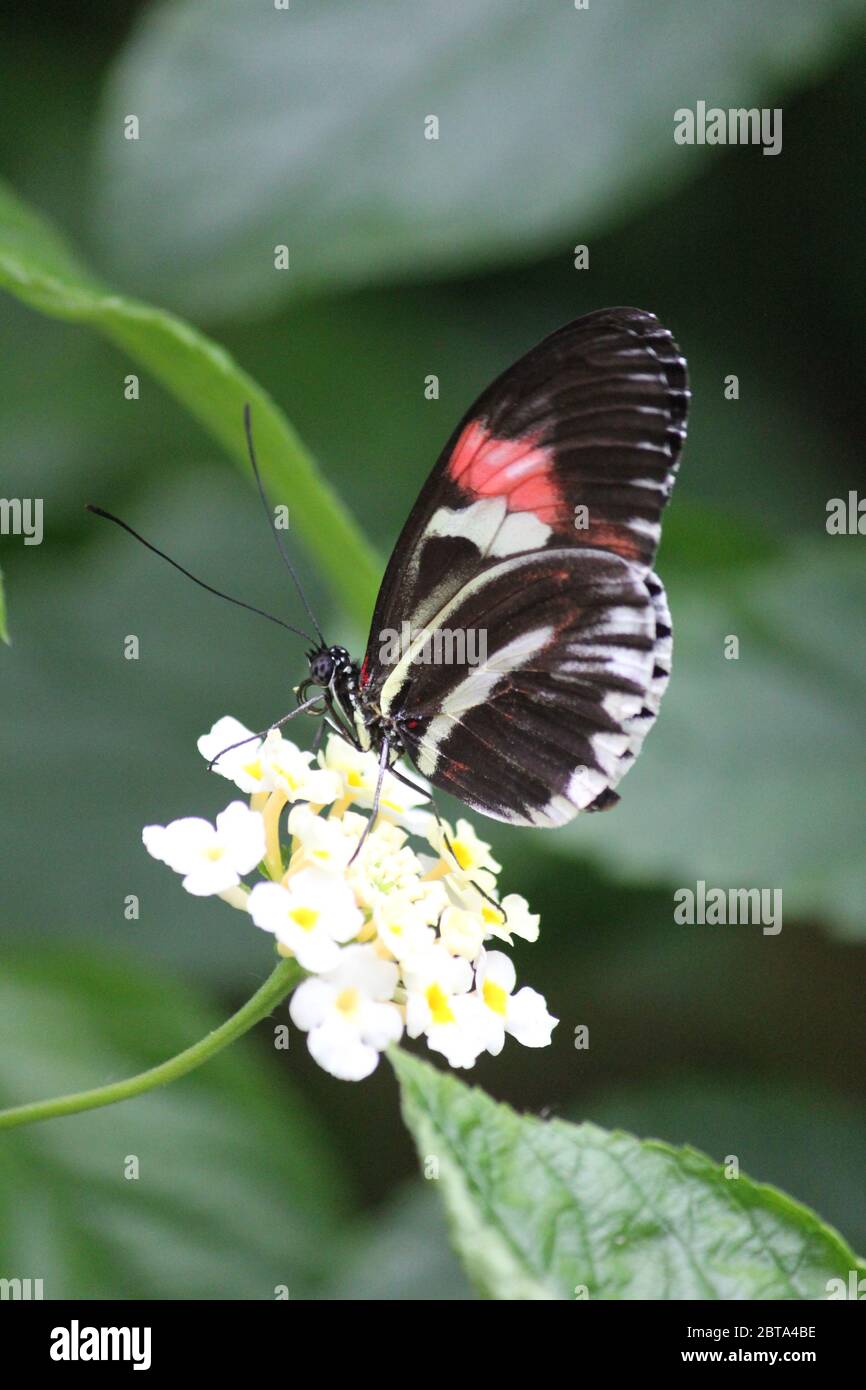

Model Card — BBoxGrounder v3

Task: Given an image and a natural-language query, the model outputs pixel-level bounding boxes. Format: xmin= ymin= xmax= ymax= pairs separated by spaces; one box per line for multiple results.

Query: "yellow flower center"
xmin=335 ymin=987 xmax=360 ymax=1018
xmin=347 ymin=770 xmax=364 ymax=788
xmin=289 ymin=906 xmax=319 ymax=931
xmin=451 ymin=840 xmax=473 ymax=871
xmin=483 ymin=978 xmax=508 ymax=1016
xmin=426 ymin=982 xmax=455 ymax=1025
xmin=272 ymin=763 xmax=299 ymax=789
xmin=242 ymin=758 xmax=263 ymax=781
xmin=205 ymin=847 xmax=225 ymax=862
xmin=482 ymin=904 xmax=504 ymax=925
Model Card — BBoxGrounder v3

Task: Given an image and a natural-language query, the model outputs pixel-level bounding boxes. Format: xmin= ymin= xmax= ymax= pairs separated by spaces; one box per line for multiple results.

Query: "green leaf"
xmin=0 ymin=566 xmax=9 ymax=645
xmin=558 ymin=539 xmax=866 ymax=936
xmin=391 ymin=1049 xmax=865 ymax=1300
xmin=0 ymin=950 xmax=353 ymax=1299
xmin=92 ymin=0 xmax=864 ymax=318
xmin=0 ymin=178 xmax=379 ymax=626
xmin=585 ymin=1075 xmax=866 ymax=1255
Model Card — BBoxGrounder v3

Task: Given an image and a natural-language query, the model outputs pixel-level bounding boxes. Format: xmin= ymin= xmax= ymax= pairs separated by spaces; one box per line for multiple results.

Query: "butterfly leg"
xmin=311 ymin=718 xmax=326 ymax=755
xmin=322 ymin=689 xmax=363 ymax=749
xmin=348 ymin=736 xmax=390 ymax=866
xmin=207 ymin=694 xmax=325 ymax=771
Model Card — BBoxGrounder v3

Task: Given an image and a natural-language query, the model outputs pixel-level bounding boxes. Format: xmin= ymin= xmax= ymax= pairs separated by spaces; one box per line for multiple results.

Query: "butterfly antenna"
xmin=243 ymin=403 xmax=326 ymax=647
xmin=85 ymin=504 xmax=316 ymax=643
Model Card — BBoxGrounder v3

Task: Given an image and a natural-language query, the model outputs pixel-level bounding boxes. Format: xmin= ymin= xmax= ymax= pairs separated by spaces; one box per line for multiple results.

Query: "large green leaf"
xmin=0 ymin=178 xmax=379 ymax=626
xmin=0 ymin=950 xmax=352 ymax=1299
xmin=91 ymin=0 xmax=864 ymax=318
xmin=392 ymin=1049 xmax=865 ymax=1300
xmin=585 ymin=1076 xmax=866 ymax=1254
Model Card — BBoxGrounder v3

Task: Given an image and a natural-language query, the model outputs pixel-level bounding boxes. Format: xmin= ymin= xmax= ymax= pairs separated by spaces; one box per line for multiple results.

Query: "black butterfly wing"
xmin=360 ymin=306 xmax=687 ymax=693
xmin=359 ymin=308 xmax=687 ymax=825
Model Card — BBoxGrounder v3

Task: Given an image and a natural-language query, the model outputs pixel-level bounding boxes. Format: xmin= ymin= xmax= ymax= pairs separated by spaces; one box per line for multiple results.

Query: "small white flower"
xmin=380 ymin=787 xmax=437 ymax=837
xmin=452 ymin=886 xmax=540 ymax=945
xmin=287 ymin=804 xmax=359 ymax=874
xmin=320 ymin=738 xmax=381 ymax=802
xmin=403 ymin=944 xmax=487 ymax=1068
xmin=427 ymin=817 xmax=501 ymax=882
xmin=248 ymin=870 xmax=362 ymax=972
xmin=347 ymin=817 xmax=426 ymax=910
xmin=290 ymin=944 xmax=403 ymax=1080
xmin=494 ymin=894 xmax=540 ymax=944
xmin=438 ymin=905 xmax=485 ymax=960
xmin=415 ymin=874 xmax=451 ymax=921
xmin=143 ymin=801 xmax=266 ymax=896
xmin=262 ymin=730 xmax=341 ymax=805
xmin=373 ymin=895 xmax=436 ymax=962
xmin=321 ymin=735 xmax=434 ymax=833
xmin=426 ymin=994 xmax=489 ymax=1069
xmin=198 ymin=716 xmax=272 ymax=794
xmin=198 ymin=718 xmax=341 ymax=805
xmin=474 ymin=950 xmax=558 ymax=1056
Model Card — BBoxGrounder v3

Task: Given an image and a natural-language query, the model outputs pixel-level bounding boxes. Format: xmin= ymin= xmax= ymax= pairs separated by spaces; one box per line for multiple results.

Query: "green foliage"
xmin=0 ymin=179 xmax=379 ymax=626
xmin=0 ymin=952 xmax=352 ymax=1298
xmin=585 ymin=1076 xmax=866 ymax=1254
xmin=326 ymin=1185 xmax=474 ymax=1301
xmin=92 ymin=0 xmax=863 ymax=318
xmin=393 ymin=1050 xmax=865 ymax=1300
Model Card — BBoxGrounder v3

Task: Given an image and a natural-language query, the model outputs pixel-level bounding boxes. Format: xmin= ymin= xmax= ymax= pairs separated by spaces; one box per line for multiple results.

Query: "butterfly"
xmin=90 ymin=307 xmax=688 ymax=834
xmin=298 ymin=306 xmax=688 ymax=827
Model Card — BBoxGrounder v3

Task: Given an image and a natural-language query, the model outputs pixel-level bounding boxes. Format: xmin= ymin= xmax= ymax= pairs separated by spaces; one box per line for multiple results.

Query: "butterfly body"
xmin=302 ymin=307 xmax=689 ymax=828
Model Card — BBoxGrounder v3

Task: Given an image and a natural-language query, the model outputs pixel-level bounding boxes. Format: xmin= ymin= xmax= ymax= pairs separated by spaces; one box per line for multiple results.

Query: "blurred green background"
xmin=1 ymin=0 xmax=864 ymax=1298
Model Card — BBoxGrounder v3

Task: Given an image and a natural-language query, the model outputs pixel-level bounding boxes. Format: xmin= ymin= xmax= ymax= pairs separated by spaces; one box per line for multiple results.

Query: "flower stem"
xmin=263 ymin=790 xmax=289 ymax=879
xmin=0 ymin=957 xmax=302 ymax=1132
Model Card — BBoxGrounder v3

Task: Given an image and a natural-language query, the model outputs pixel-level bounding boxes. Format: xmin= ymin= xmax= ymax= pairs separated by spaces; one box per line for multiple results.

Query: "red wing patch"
xmin=447 ymin=419 xmax=564 ymax=524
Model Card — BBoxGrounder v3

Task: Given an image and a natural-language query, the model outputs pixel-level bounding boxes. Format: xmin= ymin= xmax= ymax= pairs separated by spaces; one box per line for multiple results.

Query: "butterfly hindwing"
xmin=377 ymin=548 xmax=667 ymax=825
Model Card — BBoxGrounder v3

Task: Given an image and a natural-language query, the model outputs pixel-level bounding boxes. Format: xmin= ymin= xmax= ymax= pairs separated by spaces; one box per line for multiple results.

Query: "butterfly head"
xmin=307 ymin=644 xmax=351 ymax=687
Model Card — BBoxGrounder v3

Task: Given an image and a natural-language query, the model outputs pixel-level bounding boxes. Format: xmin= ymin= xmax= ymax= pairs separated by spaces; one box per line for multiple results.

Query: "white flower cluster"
xmin=143 ymin=716 xmax=557 ymax=1081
